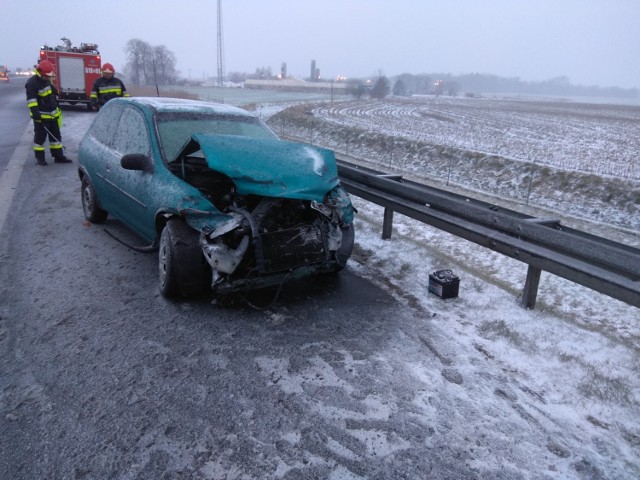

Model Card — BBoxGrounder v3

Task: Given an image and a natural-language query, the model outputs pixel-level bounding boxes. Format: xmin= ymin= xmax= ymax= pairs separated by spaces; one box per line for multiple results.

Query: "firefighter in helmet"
xmin=25 ymin=60 xmax=72 ymax=166
xmin=90 ymin=63 xmax=129 ymax=111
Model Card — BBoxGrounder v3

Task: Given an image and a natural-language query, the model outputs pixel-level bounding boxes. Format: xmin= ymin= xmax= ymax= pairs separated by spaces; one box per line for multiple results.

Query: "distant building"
xmin=244 ymin=78 xmax=348 ymax=94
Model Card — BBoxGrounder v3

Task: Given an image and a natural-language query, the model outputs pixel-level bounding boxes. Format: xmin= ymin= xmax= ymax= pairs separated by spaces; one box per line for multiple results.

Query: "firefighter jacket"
xmin=90 ymin=76 xmax=128 ymax=106
xmin=25 ymin=73 xmax=61 ymax=121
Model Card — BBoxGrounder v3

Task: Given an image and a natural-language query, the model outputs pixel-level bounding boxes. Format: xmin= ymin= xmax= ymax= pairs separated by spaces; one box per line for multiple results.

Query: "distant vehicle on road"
xmin=78 ymin=97 xmax=355 ymax=298
xmin=0 ymin=65 xmax=9 ymax=83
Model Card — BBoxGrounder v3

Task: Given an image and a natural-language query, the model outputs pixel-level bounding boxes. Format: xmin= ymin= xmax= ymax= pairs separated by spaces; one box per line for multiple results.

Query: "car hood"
xmin=178 ymin=134 xmax=341 ymax=202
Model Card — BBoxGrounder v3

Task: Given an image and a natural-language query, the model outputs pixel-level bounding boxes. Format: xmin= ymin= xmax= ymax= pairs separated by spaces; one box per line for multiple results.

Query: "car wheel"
xmin=158 ymin=219 xmax=210 ymax=298
xmin=336 ymin=224 xmax=355 ymax=268
xmin=81 ymin=177 xmax=108 ymax=223
xmin=323 ymin=224 xmax=355 ymax=274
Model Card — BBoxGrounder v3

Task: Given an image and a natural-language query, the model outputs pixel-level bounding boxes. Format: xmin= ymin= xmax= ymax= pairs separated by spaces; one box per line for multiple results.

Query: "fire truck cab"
xmin=39 ymin=37 xmax=101 ymax=108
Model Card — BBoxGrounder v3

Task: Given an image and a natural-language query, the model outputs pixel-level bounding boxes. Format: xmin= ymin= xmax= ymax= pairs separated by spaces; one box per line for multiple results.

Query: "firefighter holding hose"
xmin=25 ymin=60 xmax=72 ymax=166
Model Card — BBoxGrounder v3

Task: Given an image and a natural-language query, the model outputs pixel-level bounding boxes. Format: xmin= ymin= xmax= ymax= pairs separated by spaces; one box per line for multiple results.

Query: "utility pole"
xmin=217 ymin=0 xmax=225 ymax=87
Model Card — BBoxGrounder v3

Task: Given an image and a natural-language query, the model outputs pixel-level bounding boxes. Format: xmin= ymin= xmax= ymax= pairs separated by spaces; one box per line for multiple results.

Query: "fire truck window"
xmin=113 ymin=108 xmax=151 ymax=157
xmin=89 ymin=104 xmax=123 ymax=148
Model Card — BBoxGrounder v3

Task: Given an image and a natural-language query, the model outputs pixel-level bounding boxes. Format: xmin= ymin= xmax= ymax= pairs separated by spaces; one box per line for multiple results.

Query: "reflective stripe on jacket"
xmin=25 ymin=73 xmax=61 ymax=120
xmin=90 ymin=76 xmax=129 ymax=105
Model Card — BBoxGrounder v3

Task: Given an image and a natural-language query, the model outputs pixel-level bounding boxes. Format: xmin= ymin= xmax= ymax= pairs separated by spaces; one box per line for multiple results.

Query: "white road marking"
xmin=0 ymin=123 xmax=32 ymax=237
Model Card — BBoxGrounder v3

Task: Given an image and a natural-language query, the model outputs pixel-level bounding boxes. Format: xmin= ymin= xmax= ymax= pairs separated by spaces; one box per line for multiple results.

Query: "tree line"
xmin=121 ymin=37 xmax=637 ymax=100
xmin=124 ymin=39 xmax=177 ymax=86
xmin=389 ymin=72 xmax=639 ymax=99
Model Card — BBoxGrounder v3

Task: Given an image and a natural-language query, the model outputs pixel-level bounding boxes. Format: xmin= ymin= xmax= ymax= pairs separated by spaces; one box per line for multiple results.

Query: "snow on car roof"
xmin=124 ymin=97 xmax=253 ymax=116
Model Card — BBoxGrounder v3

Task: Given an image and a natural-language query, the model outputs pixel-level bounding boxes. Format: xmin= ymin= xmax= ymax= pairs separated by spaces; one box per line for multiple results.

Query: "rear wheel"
xmin=158 ymin=219 xmax=210 ymax=298
xmin=81 ymin=177 xmax=107 ymax=223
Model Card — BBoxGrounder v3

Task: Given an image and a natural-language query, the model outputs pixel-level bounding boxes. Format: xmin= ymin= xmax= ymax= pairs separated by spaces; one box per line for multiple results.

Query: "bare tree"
xmin=393 ymin=73 xmax=433 ymax=95
xmin=125 ymin=39 xmax=152 ymax=85
xmin=228 ymin=71 xmax=247 ymax=83
xmin=446 ymin=80 xmax=461 ymax=96
xmin=250 ymin=67 xmax=272 ymax=79
xmin=371 ymin=76 xmax=390 ymax=99
xmin=125 ymin=39 xmax=177 ymax=86
xmin=153 ymin=45 xmax=177 ymax=85
xmin=346 ymin=79 xmax=366 ymax=99
xmin=392 ymin=79 xmax=407 ymax=96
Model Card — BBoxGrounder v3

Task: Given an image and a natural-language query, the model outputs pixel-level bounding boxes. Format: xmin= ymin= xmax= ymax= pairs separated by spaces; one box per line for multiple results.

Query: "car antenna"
xmin=152 ymin=59 xmax=160 ymax=96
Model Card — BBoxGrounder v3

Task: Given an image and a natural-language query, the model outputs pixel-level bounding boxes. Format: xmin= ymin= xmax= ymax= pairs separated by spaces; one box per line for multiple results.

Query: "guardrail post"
xmin=382 ymin=207 xmax=394 ymax=239
xmin=522 ymin=265 xmax=542 ymax=309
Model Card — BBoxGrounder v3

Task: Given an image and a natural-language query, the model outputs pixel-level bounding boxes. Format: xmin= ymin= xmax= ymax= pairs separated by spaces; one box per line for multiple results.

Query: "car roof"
xmin=112 ymin=96 xmax=255 ymax=117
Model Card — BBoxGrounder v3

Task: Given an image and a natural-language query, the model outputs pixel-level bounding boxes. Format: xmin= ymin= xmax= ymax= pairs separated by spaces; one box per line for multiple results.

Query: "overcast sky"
xmin=2 ymin=0 xmax=639 ymax=88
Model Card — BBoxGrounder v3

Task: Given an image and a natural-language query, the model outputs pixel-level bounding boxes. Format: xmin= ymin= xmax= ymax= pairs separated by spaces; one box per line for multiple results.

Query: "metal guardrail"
xmin=336 ymin=158 xmax=640 ymax=310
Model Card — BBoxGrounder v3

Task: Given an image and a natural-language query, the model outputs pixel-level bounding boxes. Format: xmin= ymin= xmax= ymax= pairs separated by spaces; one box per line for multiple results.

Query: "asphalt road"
xmin=0 ymin=77 xmax=30 ymax=171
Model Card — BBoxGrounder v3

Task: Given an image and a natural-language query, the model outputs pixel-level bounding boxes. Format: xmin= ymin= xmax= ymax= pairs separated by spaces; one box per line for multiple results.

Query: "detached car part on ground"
xmin=78 ymin=97 xmax=355 ymax=298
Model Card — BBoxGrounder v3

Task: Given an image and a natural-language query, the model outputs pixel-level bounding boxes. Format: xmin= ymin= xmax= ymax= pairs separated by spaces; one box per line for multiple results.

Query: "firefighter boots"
xmin=35 ymin=151 xmax=47 ymax=166
xmin=54 ymin=156 xmax=73 ymax=164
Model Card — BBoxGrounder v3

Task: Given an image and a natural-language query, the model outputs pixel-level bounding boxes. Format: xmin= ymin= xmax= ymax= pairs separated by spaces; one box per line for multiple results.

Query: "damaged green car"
xmin=78 ymin=97 xmax=355 ymax=298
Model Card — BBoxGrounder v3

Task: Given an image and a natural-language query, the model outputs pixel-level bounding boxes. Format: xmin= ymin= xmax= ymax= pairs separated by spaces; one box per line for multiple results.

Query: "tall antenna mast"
xmin=217 ymin=0 xmax=225 ymax=87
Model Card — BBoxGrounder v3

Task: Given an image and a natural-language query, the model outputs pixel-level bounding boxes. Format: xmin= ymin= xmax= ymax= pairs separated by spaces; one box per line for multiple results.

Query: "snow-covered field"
xmin=312 ymin=97 xmax=640 ymax=180
xmin=39 ymin=98 xmax=640 ymax=478
xmin=265 ymin=97 xmax=640 ymax=232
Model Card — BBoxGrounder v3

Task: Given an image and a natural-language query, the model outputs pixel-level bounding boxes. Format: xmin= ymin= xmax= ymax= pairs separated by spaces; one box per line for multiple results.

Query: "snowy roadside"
xmin=349 ymin=198 xmax=640 ymax=347
xmin=58 ymin=107 xmax=639 ymax=478
xmin=345 ymin=197 xmax=640 ymax=477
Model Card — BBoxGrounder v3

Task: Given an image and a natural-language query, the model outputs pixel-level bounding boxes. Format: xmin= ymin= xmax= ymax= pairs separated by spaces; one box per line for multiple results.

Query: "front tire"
xmin=321 ymin=223 xmax=356 ymax=274
xmin=81 ymin=177 xmax=108 ymax=223
xmin=158 ymin=219 xmax=209 ymax=298
xmin=336 ymin=224 xmax=355 ymax=268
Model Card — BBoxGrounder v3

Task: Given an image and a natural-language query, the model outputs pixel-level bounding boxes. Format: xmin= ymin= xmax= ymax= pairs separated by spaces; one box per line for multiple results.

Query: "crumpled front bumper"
xmin=196 ymin=188 xmax=354 ymax=294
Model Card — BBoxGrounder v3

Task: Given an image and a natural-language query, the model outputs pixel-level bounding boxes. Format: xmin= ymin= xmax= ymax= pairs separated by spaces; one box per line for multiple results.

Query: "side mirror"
xmin=121 ymin=153 xmax=154 ymax=173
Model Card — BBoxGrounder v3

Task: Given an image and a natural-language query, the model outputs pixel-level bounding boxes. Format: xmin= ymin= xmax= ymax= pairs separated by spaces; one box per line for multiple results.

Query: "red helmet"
xmin=101 ymin=63 xmax=115 ymax=74
xmin=37 ymin=60 xmax=55 ymax=77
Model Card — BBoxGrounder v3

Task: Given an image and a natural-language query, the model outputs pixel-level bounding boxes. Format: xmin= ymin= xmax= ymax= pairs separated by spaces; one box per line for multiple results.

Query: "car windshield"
xmin=156 ymin=112 xmax=278 ymax=161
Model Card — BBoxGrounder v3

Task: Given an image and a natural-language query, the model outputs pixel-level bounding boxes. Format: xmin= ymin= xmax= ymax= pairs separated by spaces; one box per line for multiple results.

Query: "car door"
xmin=107 ymin=106 xmax=157 ymax=242
xmin=83 ymin=102 xmax=124 ymax=213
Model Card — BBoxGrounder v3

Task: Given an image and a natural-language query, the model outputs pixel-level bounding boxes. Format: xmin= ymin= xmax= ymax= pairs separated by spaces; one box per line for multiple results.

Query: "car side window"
xmin=89 ymin=103 xmax=123 ymax=148
xmin=112 ymin=107 xmax=151 ymax=157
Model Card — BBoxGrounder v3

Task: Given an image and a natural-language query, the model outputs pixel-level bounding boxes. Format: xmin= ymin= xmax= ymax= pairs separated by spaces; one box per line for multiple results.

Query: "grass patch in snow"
xmin=476 ymin=319 xmax=538 ymax=354
xmin=577 ymin=365 xmax=634 ymax=405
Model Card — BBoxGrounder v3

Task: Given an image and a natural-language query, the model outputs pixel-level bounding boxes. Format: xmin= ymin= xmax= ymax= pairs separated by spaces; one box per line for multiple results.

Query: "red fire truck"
xmin=38 ymin=38 xmax=101 ymax=108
